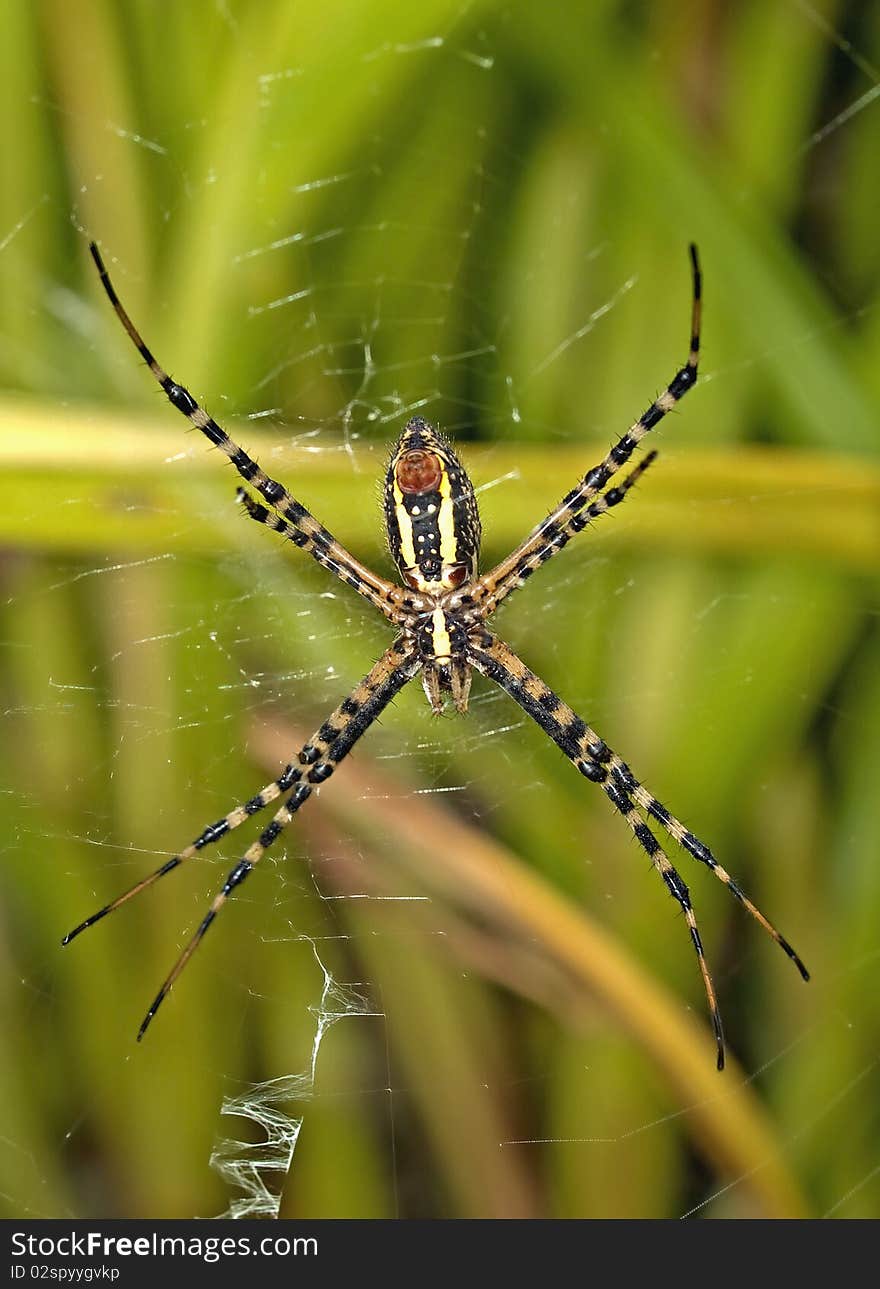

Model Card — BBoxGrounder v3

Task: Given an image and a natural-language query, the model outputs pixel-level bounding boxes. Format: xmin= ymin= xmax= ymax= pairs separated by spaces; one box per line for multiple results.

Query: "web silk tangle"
xmin=64 ymin=241 xmax=810 ymax=1070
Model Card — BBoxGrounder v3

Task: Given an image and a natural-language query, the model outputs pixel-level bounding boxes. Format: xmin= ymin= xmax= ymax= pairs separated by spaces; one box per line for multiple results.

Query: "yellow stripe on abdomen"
xmin=437 ymin=467 xmax=458 ymax=566
xmin=392 ymin=478 xmax=418 ymax=569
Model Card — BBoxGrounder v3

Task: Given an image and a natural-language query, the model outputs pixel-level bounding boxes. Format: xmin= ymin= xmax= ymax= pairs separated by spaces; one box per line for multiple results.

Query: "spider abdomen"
xmin=384 ymin=417 xmax=481 ymax=594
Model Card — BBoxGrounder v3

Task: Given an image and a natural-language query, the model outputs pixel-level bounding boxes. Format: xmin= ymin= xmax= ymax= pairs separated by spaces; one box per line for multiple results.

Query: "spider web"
xmin=1 ymin=0 xmax=879 ymax=1222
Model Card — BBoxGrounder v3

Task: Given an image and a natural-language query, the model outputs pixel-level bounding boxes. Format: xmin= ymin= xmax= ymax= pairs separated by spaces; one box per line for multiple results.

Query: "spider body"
xmin=65 ymin=242 xmax=809 ymax=1067
xmin=383 ymin=417 xmax=483 ymax=713
xmin=385 ymin=417 xmax=481 ymax=594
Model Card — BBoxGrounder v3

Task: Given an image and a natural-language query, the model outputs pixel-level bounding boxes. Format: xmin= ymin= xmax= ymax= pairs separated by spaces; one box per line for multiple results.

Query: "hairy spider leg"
xmin=474 ymin=245 xmax=700 ymax=615
xmin=467 ymin=629 xmax=809 ymax=1070
xmin=89 ymin=242 xmax=405 ymax=624
xmin=64 ymin=638 xmax=420 ymax=1037
xmin=234 ymin=487 xmax=409 ymax=625
xmin=474 ymin=451 xmax=659 ymax=616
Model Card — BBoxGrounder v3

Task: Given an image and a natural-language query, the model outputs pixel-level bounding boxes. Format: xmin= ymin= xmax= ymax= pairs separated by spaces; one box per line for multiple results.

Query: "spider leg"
xmin=468 ymin=628 xmax=809 ymax=1069
xmin=64 ymin=636 xmax=420 ymax=1036
xmin=474 ymin=245 xmax=699 ymax=615
xmin=62 ymin=755 xmax=307 ymax=946
xmin=477 ymin=451 xmax=658 ymax=615
xmin=603 ymin=773 xmax=725 ymax=1068
xmin=610 ymin=763 xmax=809 ymax=981
xmin=136 ymin=636 xmax=419 ymax=1038
xmin=88 ymin=242 xmax=405 ymax=624
xmin=235 ymin=486 xmax=406 ymax=624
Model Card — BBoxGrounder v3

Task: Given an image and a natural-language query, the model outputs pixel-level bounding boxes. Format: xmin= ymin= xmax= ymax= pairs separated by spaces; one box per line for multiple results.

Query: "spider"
xmin=65 ymin=241 xmax=809 ymax=1069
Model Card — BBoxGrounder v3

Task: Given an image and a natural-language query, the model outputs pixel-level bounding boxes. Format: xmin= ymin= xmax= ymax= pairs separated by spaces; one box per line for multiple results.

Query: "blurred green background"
xmin=1 ymin=0 xmax=878 ymax=1220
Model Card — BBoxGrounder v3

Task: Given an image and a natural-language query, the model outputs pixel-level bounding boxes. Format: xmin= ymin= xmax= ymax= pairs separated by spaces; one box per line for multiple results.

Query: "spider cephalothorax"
xmin=66 ymin=242 xmax=809 ymax=1067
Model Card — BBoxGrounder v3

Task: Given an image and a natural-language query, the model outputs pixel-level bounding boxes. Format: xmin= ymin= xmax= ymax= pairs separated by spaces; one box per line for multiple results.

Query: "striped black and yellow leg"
xmin=236 ymin=486 xmax=407 ymax=623
xmin=607 ymin=763 xmax=810 ymax=981
xmin=61 ymin=759 xmax=304 ymax=946
xmin=65 ymin=636 xmax=420 ymax=1037
xmin=601 ymin=771 xmax=725 ymax=1068
xmin=474 ymin=245 xmax=700 ymax=607
xmin=135 ymin=635 xmax=419 ymax=1037
xmin=477 ymin=451 xmax=658 ymax=614
xmin=89 ymin=243 xmax=404 ymax=622
xmin=468 ymin=629 xmax=809 ymax=1068
xmin=467 ymin=629 xmax=807 ymax=977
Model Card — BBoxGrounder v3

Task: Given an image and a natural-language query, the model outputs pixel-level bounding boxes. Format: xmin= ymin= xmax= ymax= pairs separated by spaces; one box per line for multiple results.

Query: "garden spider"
xmin=65 ymin=242 xmax=809 ymax=1069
